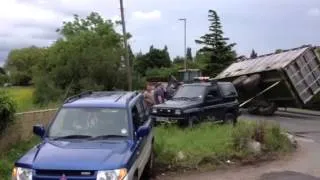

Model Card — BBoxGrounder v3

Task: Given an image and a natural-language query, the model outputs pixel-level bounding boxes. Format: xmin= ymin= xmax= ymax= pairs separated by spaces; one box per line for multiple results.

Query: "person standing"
xmin=154 ymin=82 xmax=164 ymax=105
xmin=143 ymin=83 xmax=155 ymax=109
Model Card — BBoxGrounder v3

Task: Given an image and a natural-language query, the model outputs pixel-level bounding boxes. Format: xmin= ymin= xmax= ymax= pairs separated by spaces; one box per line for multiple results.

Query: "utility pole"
xmin=179 ymin=18 xmax=187 ymax=70
xmin=119 ymin=0 xmax=132 ymax=90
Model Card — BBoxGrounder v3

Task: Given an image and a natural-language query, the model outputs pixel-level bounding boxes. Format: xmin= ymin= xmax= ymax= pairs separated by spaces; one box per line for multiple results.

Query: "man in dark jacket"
xmin=154 ymin=82 xmax=165 ymax=104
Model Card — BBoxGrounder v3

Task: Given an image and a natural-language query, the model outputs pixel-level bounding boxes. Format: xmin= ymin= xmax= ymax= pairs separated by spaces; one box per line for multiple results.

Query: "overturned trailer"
xmin=214 ymin=45 xmax=320 ymax=115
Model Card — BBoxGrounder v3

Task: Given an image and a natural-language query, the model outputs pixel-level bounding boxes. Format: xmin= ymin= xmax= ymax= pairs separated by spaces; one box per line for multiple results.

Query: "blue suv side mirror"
xmin=33 ymin=124 xmax=45 ymax=138
xmin=137 ymin=125 xmax=150 ymax=138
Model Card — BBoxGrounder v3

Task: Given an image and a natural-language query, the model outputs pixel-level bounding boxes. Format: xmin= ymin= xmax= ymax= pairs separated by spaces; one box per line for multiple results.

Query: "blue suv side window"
xmin=132 ymin=106 xmax=140 ymax=131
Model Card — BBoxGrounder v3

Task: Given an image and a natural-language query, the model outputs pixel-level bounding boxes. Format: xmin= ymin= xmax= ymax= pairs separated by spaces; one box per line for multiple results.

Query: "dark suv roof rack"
xmin=191 ymin=77 xmax=218 ymax=85
xmin=64 ymin=90 xmax=93 ymax=103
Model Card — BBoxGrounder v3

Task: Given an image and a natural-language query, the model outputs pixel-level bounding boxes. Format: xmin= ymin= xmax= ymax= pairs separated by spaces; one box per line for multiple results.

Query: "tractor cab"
xmin=177 ymin=69 xmax=202 ymax=83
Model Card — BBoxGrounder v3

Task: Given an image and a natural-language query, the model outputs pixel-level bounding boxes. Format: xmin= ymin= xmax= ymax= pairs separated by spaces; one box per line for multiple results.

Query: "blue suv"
xmin=12 ymin=91 xmax=155 ymax=180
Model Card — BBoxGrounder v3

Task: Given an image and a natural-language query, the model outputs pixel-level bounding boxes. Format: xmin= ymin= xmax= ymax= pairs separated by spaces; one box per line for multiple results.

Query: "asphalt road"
xmin=158 ymin=110 xmax=320 ymax=180
xmin=241 ymin=110 xmax=320 ymax=143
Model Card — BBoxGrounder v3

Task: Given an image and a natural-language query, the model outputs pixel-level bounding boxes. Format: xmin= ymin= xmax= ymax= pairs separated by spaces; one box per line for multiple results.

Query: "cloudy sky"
xmin=0 ymin=0 xmax=320 ymax=66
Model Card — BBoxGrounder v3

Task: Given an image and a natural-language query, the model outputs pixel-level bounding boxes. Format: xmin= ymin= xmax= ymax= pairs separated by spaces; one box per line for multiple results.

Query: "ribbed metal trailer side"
xmin=283 ymin=48 xmax=320 ymax=104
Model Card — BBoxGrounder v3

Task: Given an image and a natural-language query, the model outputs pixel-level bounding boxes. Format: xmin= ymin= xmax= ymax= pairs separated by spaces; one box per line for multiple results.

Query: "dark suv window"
xmin=218 ymin=82 xmax=237 ymax=97
xmin=208 ymin=88 xmax=219 ymax=97
xmin=206 ymin=87 xmax=220 ymax=100
xmin=173 ymin=85 xmax=206 ymax=99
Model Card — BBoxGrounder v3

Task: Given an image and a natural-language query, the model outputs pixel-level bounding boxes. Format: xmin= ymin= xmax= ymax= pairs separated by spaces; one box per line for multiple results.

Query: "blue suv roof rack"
xmin=125 ymin=91 xmax=139 ymax=105
xmin=64 ymin=90 xmax=93 ymax=103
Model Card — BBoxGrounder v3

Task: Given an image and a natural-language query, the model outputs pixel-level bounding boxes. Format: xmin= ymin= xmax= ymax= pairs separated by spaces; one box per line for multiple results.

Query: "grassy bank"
xmin=4 ymin=86 xmax=34 ymax=112
xmin=154 ymin=121 xmax=294 ymax=171
xmin=0 ymin=120 xmax=294 ymax=179
xmin=2 ymin=86 xmax=58 ymax=112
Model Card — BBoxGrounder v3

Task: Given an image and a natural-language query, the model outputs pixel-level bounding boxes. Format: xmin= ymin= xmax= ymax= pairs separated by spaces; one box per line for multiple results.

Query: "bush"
xmin=33 ymin=76 xmax=64 ymax=106
xmin=0 ymin=75 xmax=9 ymax=86
xmin=0 ymin=90 xmax=16 ymax=135
xmin=264 ymin=122 xmax=292 ymax=152
xmin=0 ymin=136 xmax=40 ymax=180
xmin=231 ymin=121 xmax=255 ymax=153
xmin=9 ymin=72 xmax=32 ymax=86
xmin=132 ymin=72 xmax=146 ymax=90
xmin=231 ymin=121 xmax=293 ymax=154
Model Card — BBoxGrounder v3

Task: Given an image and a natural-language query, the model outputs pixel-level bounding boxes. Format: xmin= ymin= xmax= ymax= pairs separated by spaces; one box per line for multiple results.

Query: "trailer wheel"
xmin=259 ymin=102 xmax=278 ymax=116
xmin=247 ymin=102 xmax=277 ymax=116
xmin=247 ymin=106 xmax=260 ymax=115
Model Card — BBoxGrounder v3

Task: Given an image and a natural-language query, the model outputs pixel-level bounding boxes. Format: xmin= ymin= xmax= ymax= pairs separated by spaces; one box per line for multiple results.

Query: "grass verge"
xmin=154 ymin=120 xmax=294 ymax=172
xmin=0 ymin=136 xmax=40 ymax=180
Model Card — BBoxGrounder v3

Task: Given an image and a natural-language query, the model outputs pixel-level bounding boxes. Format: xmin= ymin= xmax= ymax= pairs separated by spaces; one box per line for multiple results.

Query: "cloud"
xmin=111 ymin=15 xmax=121 ymax=22
xmin=1 ymin=0 xmax=320 ymax=66
xmin=132 ymin=10 xmax=161 ymax=21
xmin=171 ymin=25 xmax=178 ymax=31
xmin=307 ymin=8 xmax=320 ymax=17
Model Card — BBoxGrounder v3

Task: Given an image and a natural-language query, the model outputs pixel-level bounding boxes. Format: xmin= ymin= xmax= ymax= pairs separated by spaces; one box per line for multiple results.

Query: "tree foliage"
xmin=173 ymin=55 xmax=201 ymax=70
xmin=5 ymin=46 xmax=48 ymax=85
xmin=0 ymin=90 xmax=16 ymax=135
xmin=173 ymin=56 xmax=185 ymax=64
xmin=0 ymin=67 xmax=8 ymax=86
xmin=195 ymin=9 xmax=237 ymax=77
xmin=33 ymin=12 xmax=129 ymax=104
xmin=250 ymin=49 xmax=258 ymax=58
xmin=0 ymin=67 xmax=5 ymax=75
xmin=145 ymin=67 xmax=178 ymax=82
xmin=134 ymin=45 xmax=172 ymax=76
xmin=0 ymin=75 xmax=9 ymax=86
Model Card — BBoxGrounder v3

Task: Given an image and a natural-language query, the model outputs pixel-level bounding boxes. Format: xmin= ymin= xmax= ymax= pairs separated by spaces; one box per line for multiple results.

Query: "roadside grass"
xmin=154 ymin=120 xmax=294 ymax=170
xmin=0 ymin=136 xmax=40 ymax=180
xmin=1 ymin=86 xmax=58 ymax=112
xmin=0 ymin=120 xmax=294 ymax=179
xmin=3 ymin=86 xmax=34 ymax=112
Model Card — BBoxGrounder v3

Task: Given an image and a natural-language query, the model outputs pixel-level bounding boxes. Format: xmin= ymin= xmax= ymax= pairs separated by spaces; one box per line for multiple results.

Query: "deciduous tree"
xmin=33 ymin=12 xmax=128 ymax=104
xmin=134 ymin=45 xmax=172 ymax=76
xmin=5 ymin=46 xmax=48 ymax=85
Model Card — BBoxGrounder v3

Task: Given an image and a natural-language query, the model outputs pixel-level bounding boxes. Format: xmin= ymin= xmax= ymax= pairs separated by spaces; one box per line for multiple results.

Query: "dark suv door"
xmin=203 ymin=86 xmax=224 ymax=120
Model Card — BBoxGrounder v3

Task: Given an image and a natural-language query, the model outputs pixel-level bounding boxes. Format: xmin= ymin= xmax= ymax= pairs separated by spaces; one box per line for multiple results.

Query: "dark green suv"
xmin=151 ymin=80 xmax=240 ymax=127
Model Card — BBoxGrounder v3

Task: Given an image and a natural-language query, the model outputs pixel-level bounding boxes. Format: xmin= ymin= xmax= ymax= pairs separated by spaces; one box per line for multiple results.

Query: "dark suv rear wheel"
xmin=223 ymin=113 xmax=237 ymax=126
xmin=188 ymin=115 xmax=199 ymax=128
xmin=178 ymin=115 xmax=199 ymax=128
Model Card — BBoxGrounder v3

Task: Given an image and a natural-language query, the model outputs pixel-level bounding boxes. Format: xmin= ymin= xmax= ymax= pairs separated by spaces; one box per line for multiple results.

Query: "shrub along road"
xmin=158 ymin=110 xmax=320 ymax=180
